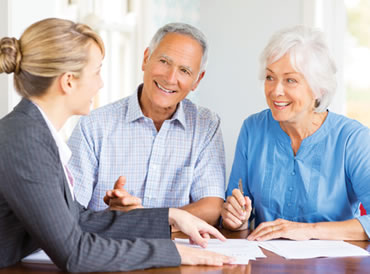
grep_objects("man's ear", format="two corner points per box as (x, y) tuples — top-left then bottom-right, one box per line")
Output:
(191, 71), (205, 91)
(141, 47), (150, 71)
(59, 72), (75, 95)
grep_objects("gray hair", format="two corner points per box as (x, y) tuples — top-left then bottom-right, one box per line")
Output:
(259, 25), (337, 112)
(148, 22), (208, 73)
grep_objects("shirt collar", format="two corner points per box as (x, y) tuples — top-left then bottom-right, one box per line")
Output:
(32, 102), (72, 166)
(127, 84), (187, 129)
(170, 100), (186, 129)
(127, 84), (146, 123)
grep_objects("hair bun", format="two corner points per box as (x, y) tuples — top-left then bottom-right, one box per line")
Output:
(0, 37), (22, 74)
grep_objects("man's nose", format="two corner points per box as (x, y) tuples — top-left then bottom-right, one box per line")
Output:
(164, 67), (177, 84)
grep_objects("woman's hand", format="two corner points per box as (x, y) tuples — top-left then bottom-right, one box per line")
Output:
(168, 208), (226, 248)
(169, 208), (235, 266)
(221, 189), (252, 231)
(247, 219), (314, 241)
(176, 244), (234, 266)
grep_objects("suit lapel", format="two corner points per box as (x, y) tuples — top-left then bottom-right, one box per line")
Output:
(62, 170), (75, 208)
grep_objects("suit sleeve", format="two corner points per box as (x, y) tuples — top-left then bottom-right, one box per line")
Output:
(78, 204), (174, 240)
(1, 124), (180, 272)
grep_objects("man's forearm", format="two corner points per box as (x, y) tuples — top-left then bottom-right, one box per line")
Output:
(180, 197), (223, 226)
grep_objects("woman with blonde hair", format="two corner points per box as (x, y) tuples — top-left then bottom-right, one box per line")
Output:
(0, 18), (232, 272)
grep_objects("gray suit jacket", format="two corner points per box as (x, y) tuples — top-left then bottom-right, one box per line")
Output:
(0, 99), (181, 272)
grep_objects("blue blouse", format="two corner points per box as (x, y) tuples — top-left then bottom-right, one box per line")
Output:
(226, 109), (370, 238)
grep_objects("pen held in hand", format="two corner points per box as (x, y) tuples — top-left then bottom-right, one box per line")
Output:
(238, 179), (246, 211)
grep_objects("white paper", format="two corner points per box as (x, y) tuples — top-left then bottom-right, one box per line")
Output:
(258, 240), (370, 259)
(174, 238), (266, 264)
(22, 250), (53, 264)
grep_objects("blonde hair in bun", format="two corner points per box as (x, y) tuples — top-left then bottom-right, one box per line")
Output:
(0, 17), (105, 98)
(0, 37), (22, 74)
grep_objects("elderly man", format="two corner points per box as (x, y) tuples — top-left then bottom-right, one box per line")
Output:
(68, 22), (225, 225)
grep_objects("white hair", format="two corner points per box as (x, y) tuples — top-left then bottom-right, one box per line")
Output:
(148, 22), (208, 73)
(259, 25), (337, 112)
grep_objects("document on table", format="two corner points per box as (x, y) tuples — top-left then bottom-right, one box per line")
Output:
(22, 249), (53, 264)
(174, 238), (266, 264)
(258, 240), (370, 259)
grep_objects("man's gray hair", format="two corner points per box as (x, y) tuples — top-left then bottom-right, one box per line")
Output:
(259, 25), (337, 112)
(148, 22), (208, 73)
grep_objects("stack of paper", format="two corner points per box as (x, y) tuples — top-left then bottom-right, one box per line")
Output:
(174, 238), (266, 264)
(258, 240), (370, 259)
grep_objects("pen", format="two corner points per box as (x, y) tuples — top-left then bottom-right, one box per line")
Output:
(238, 178), (246, 211)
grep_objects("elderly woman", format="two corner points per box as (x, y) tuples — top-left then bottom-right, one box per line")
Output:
(221, 25), (370, 241)
(0, 18), (232, 271)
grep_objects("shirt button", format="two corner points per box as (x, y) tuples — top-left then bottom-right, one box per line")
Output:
(291, 171), (296, 176)
(289, 187), (293, 191)
(288, 203), (292, 207)
(152, 164), (158, 171)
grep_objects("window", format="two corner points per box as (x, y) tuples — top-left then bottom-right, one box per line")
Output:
(60, 0), (141, 139)
(344, 0), (370, 127)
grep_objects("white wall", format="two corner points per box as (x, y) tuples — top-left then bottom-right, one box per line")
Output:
(0, 0), (60, 118)
(198, 0), (308, 181)
(0, 0), (11, 118)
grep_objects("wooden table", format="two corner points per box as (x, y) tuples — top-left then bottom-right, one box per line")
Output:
(1, 228), (369, 273)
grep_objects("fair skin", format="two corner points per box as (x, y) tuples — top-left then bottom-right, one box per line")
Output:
(140, 33), (204, 130)
(168, 208), (234, 265)
(30, 41), (233, 266)
(221, 54), (368, 241)
(104, 33), (223, 226)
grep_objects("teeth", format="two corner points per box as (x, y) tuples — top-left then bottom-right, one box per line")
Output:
(156, 82), (175, 93)
(274, 102), (289, 107)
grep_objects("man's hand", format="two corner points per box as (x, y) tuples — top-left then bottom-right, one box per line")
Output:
(247, 219), (314, 241)
(221, 189), (252, 231)
(104, 176), (143, 212)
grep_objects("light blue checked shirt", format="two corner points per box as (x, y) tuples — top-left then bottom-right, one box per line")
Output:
(68, 85), (226, 211)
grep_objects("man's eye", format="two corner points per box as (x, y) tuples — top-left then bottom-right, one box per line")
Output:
(181, 69), (190, 75)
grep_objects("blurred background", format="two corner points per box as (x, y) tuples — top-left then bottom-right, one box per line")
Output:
(0, 0), (368, 181)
